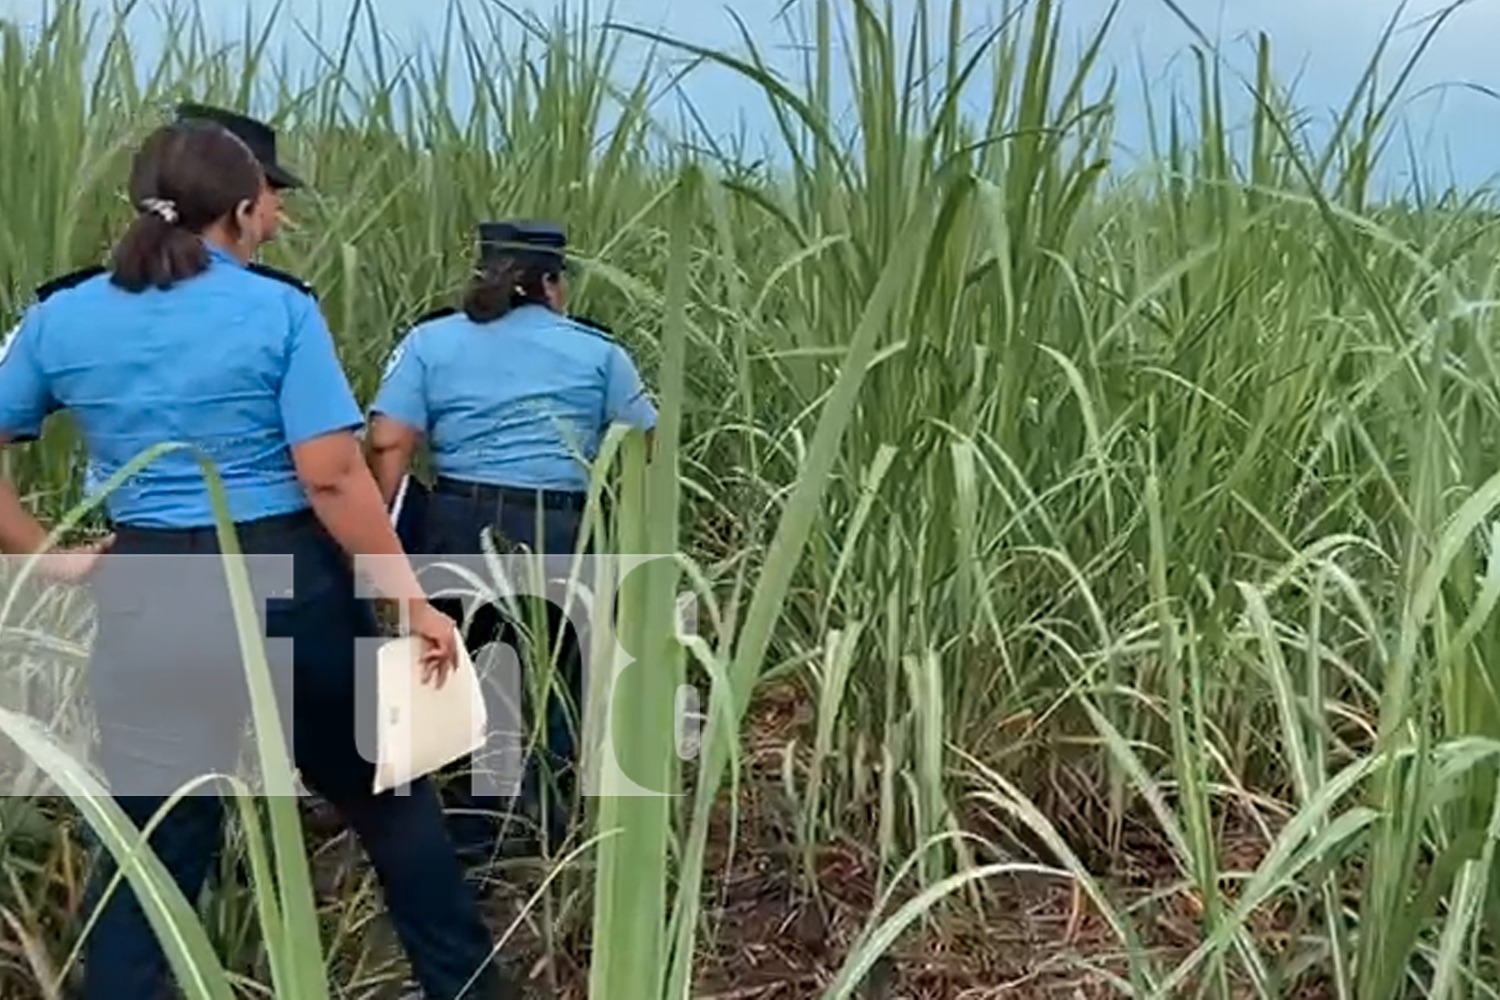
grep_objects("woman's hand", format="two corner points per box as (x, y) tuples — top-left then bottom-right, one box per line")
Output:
(407, 599), (458, 688)
(37, 534), (114, 584)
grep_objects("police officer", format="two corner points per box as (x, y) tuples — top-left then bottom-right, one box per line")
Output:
(64, 103), (306, 521)
(364, 220), (658, 862)
(37, 104), (309, 314)
(0, 120), (503, 997)
(173, 103), (309, 282)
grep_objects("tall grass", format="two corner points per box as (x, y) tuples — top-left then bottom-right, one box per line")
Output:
(0, 0), (1499, 996)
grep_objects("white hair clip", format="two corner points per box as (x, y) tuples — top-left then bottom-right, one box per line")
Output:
(140, 198), (179, 224)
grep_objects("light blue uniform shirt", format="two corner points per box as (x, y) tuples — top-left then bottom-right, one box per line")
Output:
(0, 244), (363, 528)
(370, 303), (657, 492)
(82, 457), (103, 497)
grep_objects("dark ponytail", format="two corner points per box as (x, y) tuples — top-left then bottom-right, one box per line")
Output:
(110, 121), (265, 293)
(462, 253), (561, 323)
(111, 210), (208, 293)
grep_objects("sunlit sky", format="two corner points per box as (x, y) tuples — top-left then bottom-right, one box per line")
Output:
(2, 0), (1498, 194)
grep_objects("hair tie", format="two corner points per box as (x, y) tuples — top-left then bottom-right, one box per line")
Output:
(139, 198), (179, 224)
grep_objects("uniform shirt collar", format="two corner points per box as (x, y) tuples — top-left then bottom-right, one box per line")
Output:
(204, 240), (248, 268)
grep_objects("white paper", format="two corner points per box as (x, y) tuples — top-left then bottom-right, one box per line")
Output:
(372, 629), (488, 795)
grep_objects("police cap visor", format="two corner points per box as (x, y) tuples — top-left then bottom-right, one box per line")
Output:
(173, 103), (305, 190)
(477, 220), (568, 265)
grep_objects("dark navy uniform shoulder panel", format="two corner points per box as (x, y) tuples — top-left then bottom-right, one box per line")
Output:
(35, 265), (106, 303)
(247, 262), (316, 299)
(410, 306), (457, 329)
(566, 314), (615, 340)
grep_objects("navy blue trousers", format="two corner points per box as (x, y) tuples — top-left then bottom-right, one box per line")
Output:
(418, 478), (587, 860)
(80, 509), (501, 999)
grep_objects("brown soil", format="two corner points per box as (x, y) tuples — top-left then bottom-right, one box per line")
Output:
(339, 681), (1331, 1000)
(0, 680), (1332, 999)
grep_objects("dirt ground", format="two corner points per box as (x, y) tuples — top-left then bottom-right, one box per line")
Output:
(334, 681), (1330, 1000)
(0, 680), (1330, 999)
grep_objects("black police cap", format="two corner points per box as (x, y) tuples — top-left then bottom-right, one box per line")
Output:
(477, 220), (567, 263)
(174, 103), (305, 190)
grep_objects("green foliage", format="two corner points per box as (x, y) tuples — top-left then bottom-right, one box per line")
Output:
(0, 0), (1498, 997)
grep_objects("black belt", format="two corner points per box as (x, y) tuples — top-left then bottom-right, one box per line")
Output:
(432, 476), (588, 512)
(110, 507), (318, 544)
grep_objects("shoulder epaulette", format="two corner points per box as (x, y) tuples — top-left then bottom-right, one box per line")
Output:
(247, 262), (316, 300)
(410, 306), (457, 328)
(35, 266), (106, 303)
(568, 314), (616, 340)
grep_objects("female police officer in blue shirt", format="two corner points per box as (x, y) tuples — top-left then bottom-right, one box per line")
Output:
(0, 119), (502, 998)
(364, 220), (657, 862)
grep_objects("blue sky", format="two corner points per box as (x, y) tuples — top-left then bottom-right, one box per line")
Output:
(2, 0), (1498, 194)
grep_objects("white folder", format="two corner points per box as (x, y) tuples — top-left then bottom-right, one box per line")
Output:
(389, 473), (413, 525)
(387, 472), (430, 552)
(372, 629), (488, 795)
